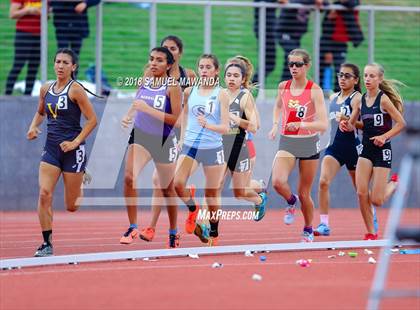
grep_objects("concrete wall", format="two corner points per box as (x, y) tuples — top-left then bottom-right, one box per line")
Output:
(0, 96), (418, 210)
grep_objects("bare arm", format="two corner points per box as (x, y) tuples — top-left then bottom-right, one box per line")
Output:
(304, 84), (328, 133)
(340, 95), (361, 132)
(232, 90), (257, 134)
(350, 93), (364, 130)
(10, 2), (40, 19)
(60, 83), (97, 152)
(369, 95), (406, 147)
(179, 87), (192, 147)
(200, 89), (230, 135)
(198, 89), (229, 134)
(27, 83), (49, 140)
(269, 82), (284, 140)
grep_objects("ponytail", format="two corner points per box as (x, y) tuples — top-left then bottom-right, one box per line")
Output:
(225, 55), (256, 90)
(366, 63), (404, 114)
(379, 79), (404, 113)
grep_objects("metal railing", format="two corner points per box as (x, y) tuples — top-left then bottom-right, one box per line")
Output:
(34, 0), (419, 97)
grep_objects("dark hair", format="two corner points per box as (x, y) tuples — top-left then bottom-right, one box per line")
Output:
(340, 63), (361, 93)
(150, 46), (175, 65)
(54, 48), (103, 98)
(54, 48), (79, 80)
(224, 63), (246, 78)
(160, 35), (183, 54)
(198, 54), (220, 70)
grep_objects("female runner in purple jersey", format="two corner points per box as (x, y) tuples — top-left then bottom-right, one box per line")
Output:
(140, 35), (197, 243)
(120, 47), (182, 248)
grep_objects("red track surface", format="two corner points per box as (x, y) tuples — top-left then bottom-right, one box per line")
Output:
(1, 209), (419, 310)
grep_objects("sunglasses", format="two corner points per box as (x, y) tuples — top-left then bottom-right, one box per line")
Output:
(288, 61), (306, 68)
(337, 72), (355, 80)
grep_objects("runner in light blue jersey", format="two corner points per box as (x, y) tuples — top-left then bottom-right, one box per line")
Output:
(174, 54), (230, 246)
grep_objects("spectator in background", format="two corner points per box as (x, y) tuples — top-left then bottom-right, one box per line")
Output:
(320, 0), (364, 92)
(277, 0), (324, 82)
(252, 0), (278, 84)
(51, 0), (101, 58)
(5, 0), (41, 96)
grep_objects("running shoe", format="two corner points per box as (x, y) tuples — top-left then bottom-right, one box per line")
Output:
(364, 233), (378, 240)
(314, 223), (331, 236)
(168, 233), (180, 248)
(254, 192), (267, 222)
(34, 242), (53, 257)
(194, 223), (210, 243)
(119, 227), (139, 244)
(372, 206), (379, 234)
(140, 227), (155, 242)
(207, 236), (219, 247)
(301, 231), (314, 243)
(284, 194), (298, 225)
(185, 185), (199, 234)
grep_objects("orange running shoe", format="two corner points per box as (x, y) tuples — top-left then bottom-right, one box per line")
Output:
(140, 227), (155, 242)
(185, 185), (199, 234)
(207, 236), (219, 247)
(168, 233), (180, 248)
(120, 227), (139, 244)
(363, 233), (378, 240)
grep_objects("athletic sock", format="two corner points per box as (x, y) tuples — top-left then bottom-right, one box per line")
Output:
(286, 194), (297, 206)
(320, 215), (329, 226)
(129, 223), (138, 230)
(169, 228), (178, 236)
(303, 226), (313, 234)
(186, 198), (196, 212)
(42, 230), (52, 245)
(209, 221), (219, 237)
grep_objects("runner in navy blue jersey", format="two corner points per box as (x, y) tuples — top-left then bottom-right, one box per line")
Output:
(27, 48), (97, 256)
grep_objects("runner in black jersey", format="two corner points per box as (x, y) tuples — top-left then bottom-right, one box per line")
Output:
(340, 63), (405, 240)
(221, 63), (267, 220)
(27, 48), (97, 256)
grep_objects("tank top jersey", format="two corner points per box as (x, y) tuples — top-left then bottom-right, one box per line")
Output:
(134, 83), (174, 138)
(329, 91), (359, 145)
(361, 91), (392, 142)
(280, 79), (316, 136)
(224, 90), (247, 145)
(44, 80), (82, 144)
(184, 86), (222, 149)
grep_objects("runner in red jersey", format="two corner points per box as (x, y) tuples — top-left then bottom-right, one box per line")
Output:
(269, 49), (328, 242)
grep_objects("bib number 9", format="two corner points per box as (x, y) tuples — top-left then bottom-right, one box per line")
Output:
(374, 113), (384, 126)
